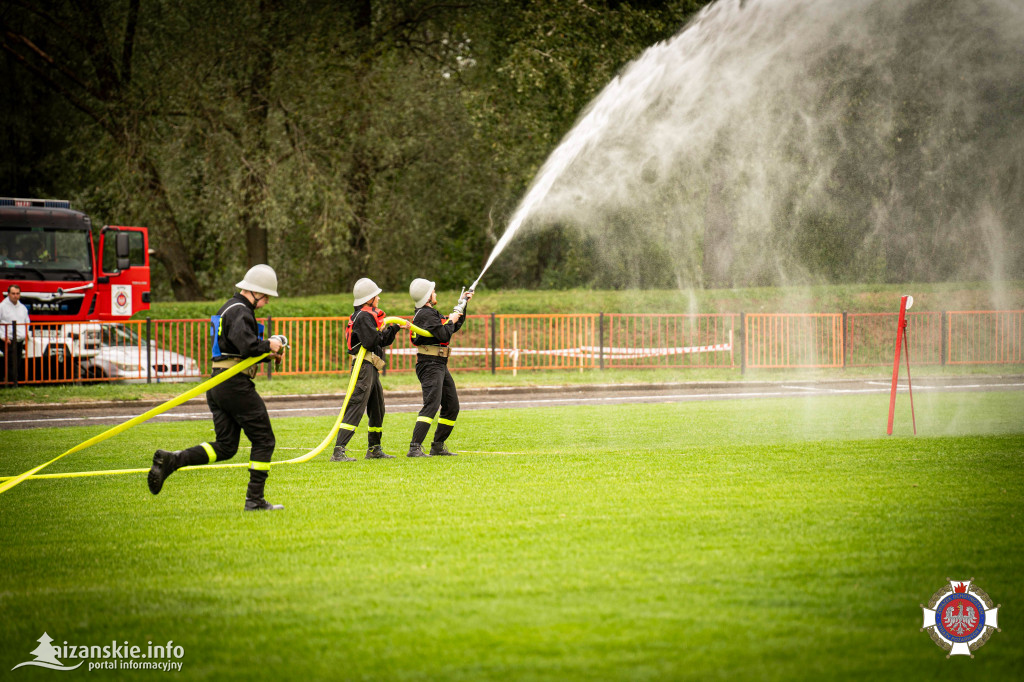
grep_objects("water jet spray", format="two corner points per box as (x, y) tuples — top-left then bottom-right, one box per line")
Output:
(467, 0), (1024, 293)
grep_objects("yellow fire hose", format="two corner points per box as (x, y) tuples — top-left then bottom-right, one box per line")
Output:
(283, 345), (366, 464)
(0, 353), (269, 495)
(382, 316), (433, 338)
(0, 317), (426, 490)
(268, 316), (427, 462)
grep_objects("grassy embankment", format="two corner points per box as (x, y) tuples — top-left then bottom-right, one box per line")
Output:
(141, 279), (1024, 317)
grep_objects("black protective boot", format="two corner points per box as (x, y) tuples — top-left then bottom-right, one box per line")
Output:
(329, 445), (356, 462)
(244, 469), (283, 511)
(406, 442), (431, 458)
(148, 449), (181, 495)
(429, 441), (456, 456)
(244, 498), (284, 511)
(366, 444), (395, 459)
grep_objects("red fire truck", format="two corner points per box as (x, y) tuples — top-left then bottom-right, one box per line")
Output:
(0, 198), (151, 381)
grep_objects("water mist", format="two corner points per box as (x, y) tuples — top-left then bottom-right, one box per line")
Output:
(475, 0), (1024, 295)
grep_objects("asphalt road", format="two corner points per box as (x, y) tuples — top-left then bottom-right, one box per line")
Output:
(1, 376), (1021, 431)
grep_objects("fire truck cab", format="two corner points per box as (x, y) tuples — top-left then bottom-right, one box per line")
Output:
(0, 198), (151, 381)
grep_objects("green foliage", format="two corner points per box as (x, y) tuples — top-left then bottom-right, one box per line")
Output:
(1, 0), (712, 299)
(5, 1), (1020, 298)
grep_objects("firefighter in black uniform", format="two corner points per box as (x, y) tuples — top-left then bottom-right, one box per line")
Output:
(147, 264), (287, 511)
(330, 277), (408, 462)
(406, 278), (474, 457)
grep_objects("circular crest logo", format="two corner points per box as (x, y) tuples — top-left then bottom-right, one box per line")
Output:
(116, 291), (129, 308)
(921, 578), (1000, 657)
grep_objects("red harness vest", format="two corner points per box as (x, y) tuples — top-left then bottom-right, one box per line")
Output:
(346, 305), (387, 351)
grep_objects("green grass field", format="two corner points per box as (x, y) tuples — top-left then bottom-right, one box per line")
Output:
(1, 389), (1022, 680)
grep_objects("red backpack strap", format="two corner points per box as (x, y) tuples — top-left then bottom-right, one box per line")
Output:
(345, 310), (359, 351)
(347, 305), (382, 350)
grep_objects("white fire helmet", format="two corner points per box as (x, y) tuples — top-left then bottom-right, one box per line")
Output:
(409, 278), (435, 308)
(236, 264), (279, 297)
(353, 277), (382, 306)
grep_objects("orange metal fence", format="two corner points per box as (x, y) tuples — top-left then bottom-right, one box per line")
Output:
(0, 319), (212, 385)
(601, 314), (736, 370)
(1, 321), (97, 384)
(269, 317), (348, 376)
(496, 314), (600, 372)
(3, 311), (1021, 385)
(744, 313), (844, 369)
(845, 312), (943, 367)
(149, 319), (210, 381)
(385, 315), (494, 373)
(948, 310), (1024, 365)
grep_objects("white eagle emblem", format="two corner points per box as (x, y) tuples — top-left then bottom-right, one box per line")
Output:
(942, 603), (978, 636)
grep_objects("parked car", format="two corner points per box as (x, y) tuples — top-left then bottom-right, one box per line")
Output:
(81, 323), (201, 382)
(0, 322), (102, 382)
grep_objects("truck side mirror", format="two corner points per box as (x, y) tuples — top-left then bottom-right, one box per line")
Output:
(115, 232), (131, 271)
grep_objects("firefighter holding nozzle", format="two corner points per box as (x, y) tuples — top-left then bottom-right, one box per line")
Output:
(330, 278), (408, 462)
(148, 264), (289, 511)
(406, 279), (473, 457)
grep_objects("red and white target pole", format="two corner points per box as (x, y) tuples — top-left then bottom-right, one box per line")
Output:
(887, 294), (917, 435)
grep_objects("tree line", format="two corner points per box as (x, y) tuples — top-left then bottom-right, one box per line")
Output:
(2, 0), (709, 300)
(2, 0), (1020, 301)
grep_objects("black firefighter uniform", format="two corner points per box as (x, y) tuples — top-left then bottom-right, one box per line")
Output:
(409, 302), (467, 449)
(162, 293), (278, 501)
(334, 304), (400, 452)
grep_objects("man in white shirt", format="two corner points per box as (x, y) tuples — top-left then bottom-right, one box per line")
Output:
(0, 285), (31, 385)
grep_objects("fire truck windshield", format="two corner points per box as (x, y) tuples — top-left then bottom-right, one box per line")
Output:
(0, 227), (92, 281)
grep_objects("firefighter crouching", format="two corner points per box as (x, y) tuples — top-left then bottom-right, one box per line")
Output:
(330, 278), (408, 462)
(406, 278), (473, 457)
(148, 264), (288, 511)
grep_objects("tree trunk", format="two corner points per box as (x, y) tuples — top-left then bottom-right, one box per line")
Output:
(153, 239), (205, 301)
(241, 179), (268, 268)
(238, 0), (279, 268)
(343, 1), (375, 278)
(137, 156), (205, 300)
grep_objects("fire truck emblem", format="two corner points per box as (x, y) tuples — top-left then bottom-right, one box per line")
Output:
(921, 579), (1000, 657)
(111, 284), (132, 316)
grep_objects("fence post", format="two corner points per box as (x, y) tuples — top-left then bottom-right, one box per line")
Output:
(16, 320), (23, 387)
(841, 311), (847, 369)
(266, 316), (273, 380)
(146, 317), (153, 384)
(18, 320), (25, 386)
(599, 313), (605, 370)
(3, 320), (10, 386)
(490, 313), (496, 375)
(739, 312), (746, 374)
(941, 310), (948, 366)
(512, 330), (518, 377)
(578, 332), (584, 373)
